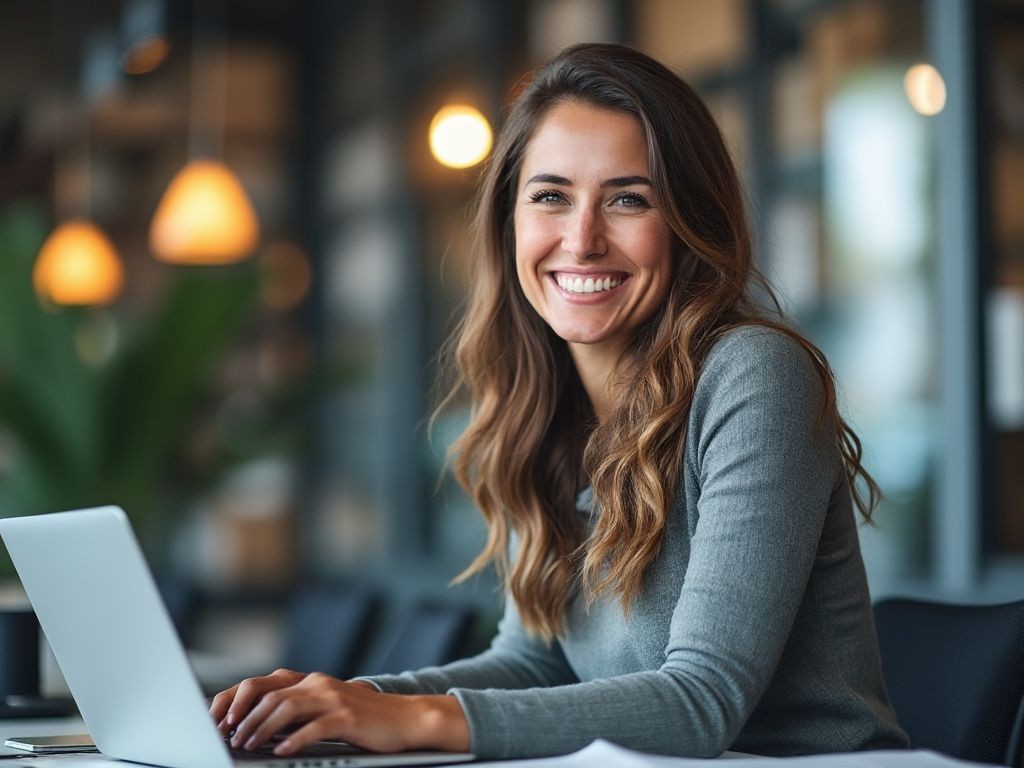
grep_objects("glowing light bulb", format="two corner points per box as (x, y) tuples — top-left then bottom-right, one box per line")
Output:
(429, 105), (493, 169)
(33, 219), (124, 306)
(150, 159), (260, 265)
(904, 63), (947, 116)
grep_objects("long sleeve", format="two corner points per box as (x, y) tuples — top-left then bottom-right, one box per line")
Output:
(356, 328), (906, 759)
(448, 329), (848, 758)
(354, 589), (579, 695)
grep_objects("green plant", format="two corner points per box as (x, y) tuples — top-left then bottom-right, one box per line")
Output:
(0, 200), (258, 559)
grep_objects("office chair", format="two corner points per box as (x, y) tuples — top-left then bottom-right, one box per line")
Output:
(367, 601), (476, 676)
(280, 582), (379, 679)
(873, 597), (1024, 766)
(154, 571), (202, 646)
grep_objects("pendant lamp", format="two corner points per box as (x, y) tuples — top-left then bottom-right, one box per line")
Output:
(33, 219), (124, 306)
(34, 12), (125, 309)
(150, 158), (260, 264)
(150, 0), (259, 266)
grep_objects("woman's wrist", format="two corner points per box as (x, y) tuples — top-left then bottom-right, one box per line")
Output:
(409, 694), (470, 753)
(346, 679), (379, 691)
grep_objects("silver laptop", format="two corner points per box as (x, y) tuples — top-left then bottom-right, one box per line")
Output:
(0, 507), (474, 768)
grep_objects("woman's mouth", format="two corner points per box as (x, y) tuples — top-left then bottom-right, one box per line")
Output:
(552, 272), (629, 294)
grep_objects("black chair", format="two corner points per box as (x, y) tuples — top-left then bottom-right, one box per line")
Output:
(367, 601), (476, 676)
(280, 583), (378, 679)
(154, 571), (202, 646)
(873, 598), (1024, 766)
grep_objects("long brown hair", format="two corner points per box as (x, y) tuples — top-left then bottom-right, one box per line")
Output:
(440, 43), (880, 640)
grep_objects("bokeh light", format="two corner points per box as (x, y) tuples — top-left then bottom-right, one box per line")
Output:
(428, 104), (493, 169)
(33, 219), (124, 306)
(121, 35), (170, 75)
(904, 63), (947, 116)
(150, 159), (260, 265)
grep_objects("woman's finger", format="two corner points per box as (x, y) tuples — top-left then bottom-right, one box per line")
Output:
(234, 675), (353, 753)
(238, 692), (321, 752)
(270, 686), (417, 756)
(225, 669), (305, 728)
(208, 685), (240, 728)
(273, 716), (344, 756)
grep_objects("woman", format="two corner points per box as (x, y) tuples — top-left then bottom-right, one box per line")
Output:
(210, 43), (908, 760)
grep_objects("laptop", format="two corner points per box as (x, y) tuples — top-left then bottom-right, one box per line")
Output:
(0, 507), (475, 768)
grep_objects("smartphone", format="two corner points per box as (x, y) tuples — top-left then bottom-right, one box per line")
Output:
(3, 735), (97, 754)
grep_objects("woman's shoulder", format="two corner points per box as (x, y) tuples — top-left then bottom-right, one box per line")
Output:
(684, 324), (837, 477)
(703, 323), (809, 364)
(692, 323), (825, 419)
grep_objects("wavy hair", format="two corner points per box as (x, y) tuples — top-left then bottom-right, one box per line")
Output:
(439, 43), (880, 640)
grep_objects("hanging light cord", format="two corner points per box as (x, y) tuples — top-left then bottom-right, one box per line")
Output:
(189, 0), (228, 160)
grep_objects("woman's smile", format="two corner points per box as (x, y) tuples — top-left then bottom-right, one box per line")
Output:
(513, 101), (673, 360)
(550, 271), (630, 297)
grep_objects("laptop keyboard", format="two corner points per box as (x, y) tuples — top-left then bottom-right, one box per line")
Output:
(225, 735), (366, 761)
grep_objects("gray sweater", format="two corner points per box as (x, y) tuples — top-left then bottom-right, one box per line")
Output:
(360, 327), (909, 759)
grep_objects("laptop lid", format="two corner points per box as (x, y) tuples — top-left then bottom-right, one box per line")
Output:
(0, 507), (473, 768)
(0, 507), (232, 768)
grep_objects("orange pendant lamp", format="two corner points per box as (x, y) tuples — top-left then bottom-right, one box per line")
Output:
(33, 218), (124, 306)
(149, 158), (260, 265)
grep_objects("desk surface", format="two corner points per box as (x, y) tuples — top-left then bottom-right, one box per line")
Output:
(0, 719), (982, 768)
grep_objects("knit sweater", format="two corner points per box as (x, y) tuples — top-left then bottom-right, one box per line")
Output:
(358, 326), (909, 759)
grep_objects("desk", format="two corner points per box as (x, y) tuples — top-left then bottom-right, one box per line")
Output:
(0, 722), (982, 768)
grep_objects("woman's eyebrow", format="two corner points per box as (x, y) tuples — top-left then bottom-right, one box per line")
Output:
(601, 175), (652, 188)
(523, 173), (652, 187)
(524, 173), (572, 186)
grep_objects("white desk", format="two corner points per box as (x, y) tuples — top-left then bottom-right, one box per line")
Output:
(0, 720), (985, 768)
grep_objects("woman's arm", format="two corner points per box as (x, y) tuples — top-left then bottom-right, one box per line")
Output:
(216, 330), (838, 760)
(210, 571), (579, 754)
(446, 330), (841, 759)
(352, 593), (579, 694)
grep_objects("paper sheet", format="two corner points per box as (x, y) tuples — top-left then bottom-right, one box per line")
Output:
(478, 740), (993, 768)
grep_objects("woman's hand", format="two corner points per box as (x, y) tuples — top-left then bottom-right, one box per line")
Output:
(209, 668), (308, 735)
(209, 670), (470, 755)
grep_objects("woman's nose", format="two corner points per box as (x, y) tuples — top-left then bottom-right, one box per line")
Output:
(562, 207), (606, 260)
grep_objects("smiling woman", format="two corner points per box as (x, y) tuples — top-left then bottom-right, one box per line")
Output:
(514, 102), (674, 420)
(210, 43), (909, 761)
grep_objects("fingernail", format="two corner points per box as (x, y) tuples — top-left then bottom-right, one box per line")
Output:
(274, 740), (291, 755)
(226, 713), (236, 726)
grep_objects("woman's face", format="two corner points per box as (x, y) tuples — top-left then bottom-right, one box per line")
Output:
(513, 101), (674, 359)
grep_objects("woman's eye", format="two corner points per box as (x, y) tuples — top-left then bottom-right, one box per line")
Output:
(528, 189), (566, 204)
(611, 192), (650, 209)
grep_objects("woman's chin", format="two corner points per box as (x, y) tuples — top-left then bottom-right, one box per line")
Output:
(549, 325), (620, 348)
(547, 324), (597, 343)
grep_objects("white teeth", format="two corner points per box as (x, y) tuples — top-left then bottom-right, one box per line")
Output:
(556, 274), (623, 294)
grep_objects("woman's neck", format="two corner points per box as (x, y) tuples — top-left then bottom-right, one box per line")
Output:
(568, 340), (629, 423)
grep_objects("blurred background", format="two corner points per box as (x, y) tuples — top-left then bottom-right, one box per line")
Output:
(0, 0), (1021, 690)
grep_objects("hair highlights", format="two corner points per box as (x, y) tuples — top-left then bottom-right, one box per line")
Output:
(439, 43), (880, 640)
